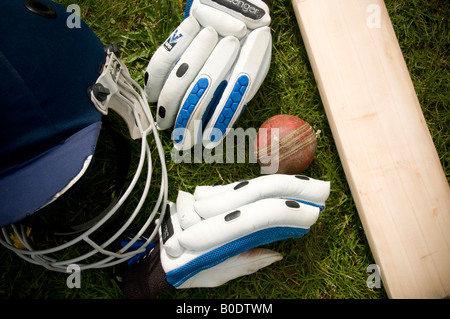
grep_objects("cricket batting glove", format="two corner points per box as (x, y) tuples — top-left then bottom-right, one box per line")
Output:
(121, 174), (330, 298)
(144, 0), (272, 150)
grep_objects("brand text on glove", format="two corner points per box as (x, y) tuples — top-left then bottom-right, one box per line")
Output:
(212, 0), (264, 19)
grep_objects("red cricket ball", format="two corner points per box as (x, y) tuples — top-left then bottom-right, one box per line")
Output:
(254, 114), (317, 174)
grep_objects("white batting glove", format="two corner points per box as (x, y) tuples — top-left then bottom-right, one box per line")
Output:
(121, 174), (330, 298)
(144, 0), (272, 150)
(160, 174), (330, 289)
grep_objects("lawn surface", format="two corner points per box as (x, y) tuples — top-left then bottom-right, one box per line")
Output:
(0, 0), (448, 300)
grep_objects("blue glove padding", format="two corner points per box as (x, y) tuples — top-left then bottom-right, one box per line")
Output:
(159, 174), (330, 288)
(144, 0), (272, 150)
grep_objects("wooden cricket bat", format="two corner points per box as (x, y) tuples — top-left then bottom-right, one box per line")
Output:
(292, 0), (450, 299)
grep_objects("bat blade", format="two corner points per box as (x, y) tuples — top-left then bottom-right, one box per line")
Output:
(292, 0), (450, 299)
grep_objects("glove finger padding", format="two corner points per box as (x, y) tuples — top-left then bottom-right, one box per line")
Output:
(193, 174), (330, 218)
(159, 174), (330, 289)
(144, 0), (272, 150)
(145, 16), (201, 103)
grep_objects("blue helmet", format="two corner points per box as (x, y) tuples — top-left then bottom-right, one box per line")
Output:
(0, 0), (167, 271)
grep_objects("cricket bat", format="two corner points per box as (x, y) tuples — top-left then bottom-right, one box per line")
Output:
(292, 0), (450, 299)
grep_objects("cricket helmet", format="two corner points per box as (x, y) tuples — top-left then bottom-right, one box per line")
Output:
(0, 0), (167, 272)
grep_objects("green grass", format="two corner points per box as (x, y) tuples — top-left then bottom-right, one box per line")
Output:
(0, 0), (448, 300)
